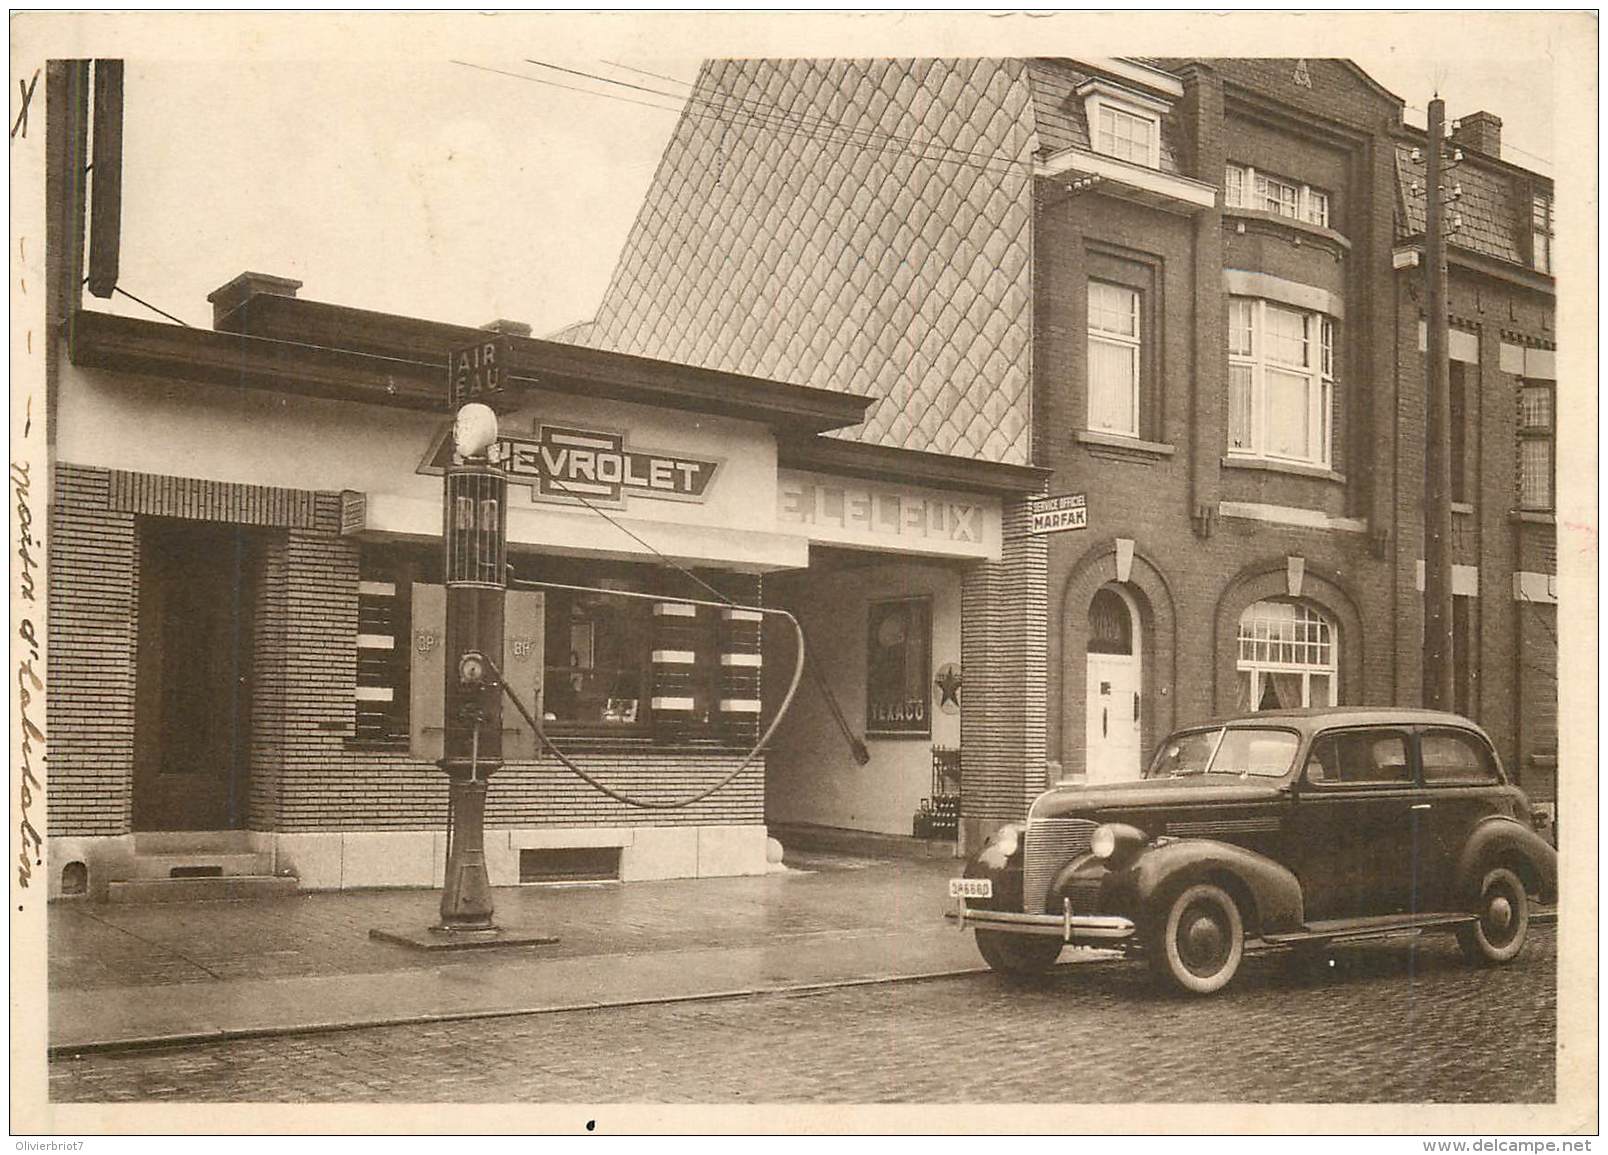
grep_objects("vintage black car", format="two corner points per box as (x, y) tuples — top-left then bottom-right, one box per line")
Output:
(949, 708), (1558, 995)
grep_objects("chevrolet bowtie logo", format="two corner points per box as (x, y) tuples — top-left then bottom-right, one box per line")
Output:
(505, 425), (719, 507)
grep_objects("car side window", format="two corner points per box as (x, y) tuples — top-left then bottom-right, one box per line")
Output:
(1420, 729), (1501, 786)
(1304, 729), (1413, 786)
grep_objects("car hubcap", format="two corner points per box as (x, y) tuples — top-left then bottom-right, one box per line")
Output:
(1488, 895), (1513, 931)
(1180, 907), (1227, 974)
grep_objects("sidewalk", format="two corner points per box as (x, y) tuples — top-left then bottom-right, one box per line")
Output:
(48, 852), (1017, 1054)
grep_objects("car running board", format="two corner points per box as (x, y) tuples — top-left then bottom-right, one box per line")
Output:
(1260, 911), (1479, 946)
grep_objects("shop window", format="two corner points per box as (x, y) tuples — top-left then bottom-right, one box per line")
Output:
(1518, 381), (1554, 510)
(1225, 163), (1331, 227)
(1235, 599), (1337, 711)
(1227, 296), (1335, 468)
(866, 597), (932, 738)
(1531, 192), (1553, 274)
(1087, 281), (1142, 437)
(541, 583), (656, 734)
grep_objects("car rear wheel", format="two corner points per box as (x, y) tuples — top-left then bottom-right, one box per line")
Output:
(1457, 866), (1530, 965)
(975, 929), (1063, 976)
(1148, 883), (1245, 995)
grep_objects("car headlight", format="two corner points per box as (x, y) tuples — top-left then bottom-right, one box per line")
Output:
(1089, 823), (1147, 865)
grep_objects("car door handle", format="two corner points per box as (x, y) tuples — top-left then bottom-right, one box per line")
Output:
(1410, 803), (1433, 810)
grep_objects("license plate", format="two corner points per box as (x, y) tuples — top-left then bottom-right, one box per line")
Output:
(949, 878), (992, 899)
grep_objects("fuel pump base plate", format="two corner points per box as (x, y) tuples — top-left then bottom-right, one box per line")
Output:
(369, 926), (560, 952)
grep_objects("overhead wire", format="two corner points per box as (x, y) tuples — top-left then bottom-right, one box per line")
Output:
(561, 57), (1009, 174)
(452, 58), (1030, 180)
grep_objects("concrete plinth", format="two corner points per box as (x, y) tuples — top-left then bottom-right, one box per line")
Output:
(368, 926), (560, 952)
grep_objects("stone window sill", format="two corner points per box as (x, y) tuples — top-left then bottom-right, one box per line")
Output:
(1451, 501), (1475, 515)
(1076, 429), (1176, 458)
(1510, 509), (1556, 525)
(1221, 455), (1345, 484)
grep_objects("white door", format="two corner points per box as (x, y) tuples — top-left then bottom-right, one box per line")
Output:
(1085, 653), (1142, 782)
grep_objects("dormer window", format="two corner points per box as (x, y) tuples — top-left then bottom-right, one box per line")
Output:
(1077, 78), (1168, 170)
(1226, 163), (1331, 228)
(1531, 193), (1553, 274)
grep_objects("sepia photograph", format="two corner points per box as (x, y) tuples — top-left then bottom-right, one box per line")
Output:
(9, 9), (1597, 1138)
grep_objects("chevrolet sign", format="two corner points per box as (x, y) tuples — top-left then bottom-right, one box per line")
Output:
(423, 423), (720, 508)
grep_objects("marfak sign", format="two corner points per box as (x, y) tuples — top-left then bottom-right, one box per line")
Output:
(422, 422), (721, 508)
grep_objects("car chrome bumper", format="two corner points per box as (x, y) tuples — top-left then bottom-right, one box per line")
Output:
(945, 901), (1135, 942)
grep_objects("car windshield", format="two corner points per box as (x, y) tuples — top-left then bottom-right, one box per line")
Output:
(1146, 727), (1301, 779)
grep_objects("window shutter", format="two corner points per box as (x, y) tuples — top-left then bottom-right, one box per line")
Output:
(409, 583), (445, 762)
(503, 589), (545, 761)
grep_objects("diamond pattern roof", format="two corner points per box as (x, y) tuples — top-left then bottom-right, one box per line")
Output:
(582, 59), (1041, 464)
(1396, 143), (1528, 265)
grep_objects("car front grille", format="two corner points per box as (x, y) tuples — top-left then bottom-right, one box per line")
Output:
(1022, 818), (1099, 914)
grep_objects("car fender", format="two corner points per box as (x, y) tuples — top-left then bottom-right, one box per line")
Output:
(961, 822), (1026, 913)
(1454, 815), (1559, 905)
(1126, 838), (1305, 935)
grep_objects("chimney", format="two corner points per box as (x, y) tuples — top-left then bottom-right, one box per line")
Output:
(479, 318), (532, 338)
(207, 271), (303, 331)
(1451, 111), (1503, 158)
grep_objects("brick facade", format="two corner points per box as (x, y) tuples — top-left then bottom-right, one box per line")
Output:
(48, 464), (766, 846)
(958, 495), (1047, 847)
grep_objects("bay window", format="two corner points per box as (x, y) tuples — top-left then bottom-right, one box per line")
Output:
(1225, 163), (1330, 228)
(1087, 280), (1141, 437)
(1227, 296), (1335, 467)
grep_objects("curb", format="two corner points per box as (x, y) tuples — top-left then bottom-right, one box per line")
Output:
(47, 965), (992, 1058)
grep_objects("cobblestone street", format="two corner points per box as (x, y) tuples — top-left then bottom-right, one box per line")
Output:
(50, 925), (1555, 1104)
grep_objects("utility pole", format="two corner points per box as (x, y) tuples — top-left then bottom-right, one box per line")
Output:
(1422, 98), (1455, 710)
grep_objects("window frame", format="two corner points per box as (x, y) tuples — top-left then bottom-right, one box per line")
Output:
(1227, 296), (1336, 468)
(1531, 192), (1553, 275)
(1235, 599), (1338, 712)
(1095, 103), (1158, 168)
(1225, 162), (1331, 228)
(1077, 80), (1169, 172)
(1086, 279), (1143, 438)
(1301, 727), (1416, 790)
(1517, 378), (1555, 511)
(1416, 726), (1503, 788)
(865, 596), (933, 739)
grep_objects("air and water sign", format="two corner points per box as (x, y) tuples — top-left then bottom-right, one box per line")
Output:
(1028, 492), (1088, 535)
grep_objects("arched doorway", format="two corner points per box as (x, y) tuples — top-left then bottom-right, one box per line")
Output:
(1085, 584), (1142, 782)
(1235, 599), (1337, 711)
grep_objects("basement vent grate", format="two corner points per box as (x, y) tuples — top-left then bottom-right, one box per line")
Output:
(519, 847), (622, 884)
(169, 866), (225, 879)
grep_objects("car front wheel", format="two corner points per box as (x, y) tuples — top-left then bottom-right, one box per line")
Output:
(1457, 866), (1530, 965)
(1148, 882), (1245, 995)
(975, 929), (1063, 976)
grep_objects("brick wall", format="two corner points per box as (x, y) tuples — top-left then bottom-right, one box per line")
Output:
(47, 464), (138, 836)
(959, 496), (1048, 837)
(50, 465), (766, 840)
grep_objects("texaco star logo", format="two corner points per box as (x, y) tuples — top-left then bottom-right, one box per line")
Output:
(934, 663), (962, 714)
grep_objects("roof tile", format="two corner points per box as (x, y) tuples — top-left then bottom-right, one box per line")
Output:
(581, 58), (1037, 464)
